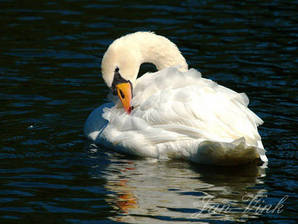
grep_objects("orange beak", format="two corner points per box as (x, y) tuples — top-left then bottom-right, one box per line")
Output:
(116, 82), (133, 114)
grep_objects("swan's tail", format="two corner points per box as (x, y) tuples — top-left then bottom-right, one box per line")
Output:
(190, 137), (268, 166)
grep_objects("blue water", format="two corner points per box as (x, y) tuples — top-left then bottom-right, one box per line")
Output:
(0, 0), (297, 223)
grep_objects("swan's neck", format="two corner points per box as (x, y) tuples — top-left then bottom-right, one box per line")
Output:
(136, 33), (188, 72)
(101, 32), (188, 88)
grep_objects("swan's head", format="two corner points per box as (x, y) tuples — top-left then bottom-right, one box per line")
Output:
(101, 32), (188, 114)
(101, 39), (141, 114)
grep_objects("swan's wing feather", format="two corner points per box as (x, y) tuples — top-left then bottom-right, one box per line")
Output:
(133, 68), (263, 144)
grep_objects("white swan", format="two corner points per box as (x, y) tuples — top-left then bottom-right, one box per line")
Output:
(84, 32), (268, 166)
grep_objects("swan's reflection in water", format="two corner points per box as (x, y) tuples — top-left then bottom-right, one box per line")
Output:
(90, 148), (266, 223)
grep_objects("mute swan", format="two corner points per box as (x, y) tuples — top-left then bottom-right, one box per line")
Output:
(84, 32), (268, 166)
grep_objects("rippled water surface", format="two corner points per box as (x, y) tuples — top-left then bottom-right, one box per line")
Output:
(1, 0), (297, 223)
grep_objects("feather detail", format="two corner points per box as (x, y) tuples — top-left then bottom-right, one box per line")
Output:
(85, 67), (267, 165)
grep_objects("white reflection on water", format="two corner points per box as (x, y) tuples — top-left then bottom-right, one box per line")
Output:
(98, 152), (267, 223)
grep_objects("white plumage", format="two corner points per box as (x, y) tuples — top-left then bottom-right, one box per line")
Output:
(84, 32), (268, 165)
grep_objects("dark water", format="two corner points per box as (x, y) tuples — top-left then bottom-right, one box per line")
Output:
(1, 0), (297, 223)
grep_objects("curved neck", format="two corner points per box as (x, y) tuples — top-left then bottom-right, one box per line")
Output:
(136, 33), (188, 72)
(101, 32), (189, 88)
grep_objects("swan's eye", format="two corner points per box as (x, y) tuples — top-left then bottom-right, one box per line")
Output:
(112, 88), (117, 95)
